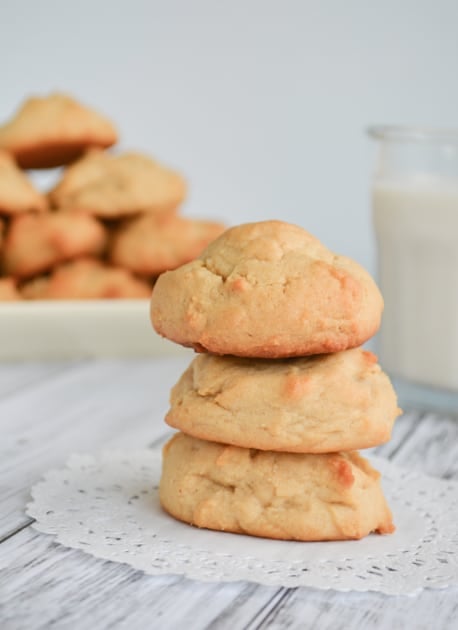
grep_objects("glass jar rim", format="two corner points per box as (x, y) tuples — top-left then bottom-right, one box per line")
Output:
(368, 125), (458, 143)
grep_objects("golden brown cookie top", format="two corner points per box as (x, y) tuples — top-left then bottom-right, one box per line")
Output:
(0, 93), (117, 169)
(0, 151), (47, 214)
(109, 213), (226, 276)
(49, 150), (186, 218)
(166, 349), (401, 452)
(151, 220), (384, 357)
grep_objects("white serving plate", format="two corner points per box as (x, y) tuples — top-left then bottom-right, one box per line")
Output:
(0, 300), (186, 360)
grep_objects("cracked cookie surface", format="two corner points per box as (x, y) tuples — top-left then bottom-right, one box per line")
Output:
(160, 432), (395, 540)
(166, 349), (401, 453)
(151, 220), (384, 357)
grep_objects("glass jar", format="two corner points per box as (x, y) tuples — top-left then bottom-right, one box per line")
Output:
(369, 126), (458, 413)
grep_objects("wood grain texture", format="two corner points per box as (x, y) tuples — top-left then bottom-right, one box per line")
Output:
(0, 362), (74, 397)
(0, 358), (188, 538)
(248, 409), (458, 630)
(250, 586), (458, 630)
(0, 360), (457, 630)
(0, 528), (277, 630)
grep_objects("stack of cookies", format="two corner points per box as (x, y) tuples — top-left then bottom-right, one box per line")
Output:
(0, 93), (225, 300)
(151, 220), (400, 541)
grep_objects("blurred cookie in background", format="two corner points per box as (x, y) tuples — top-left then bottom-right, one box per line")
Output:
(0, 93), (118, 169)
(21, 258), (152, 300)
(0, 277), (20, 301)
(109, 214), (226, 276)
(0, 92), (224, 301)
(2, 211), (107, 279)
(49, 150), (186, 218)
(0, 151), (47, 214)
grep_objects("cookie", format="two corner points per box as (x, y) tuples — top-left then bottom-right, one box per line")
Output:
(19, 275), (49, 300)
(0, 277), (20, 301)
(151, 220), (384, 357)
(2, 211), (107, 278)
(0, 93), (117, 169)
(0, 217), (4, 250)
(109, 213), (226, 276)
(0, 151), (47, 214)
(160, 432), (394, 541)
(166, 349), (401, 453)
(21, 258), (152, 299)
(49, 150), (186, 218)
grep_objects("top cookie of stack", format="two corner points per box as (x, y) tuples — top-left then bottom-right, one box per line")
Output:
(0, 93), (225, 300)
(151, 219), (383, 357)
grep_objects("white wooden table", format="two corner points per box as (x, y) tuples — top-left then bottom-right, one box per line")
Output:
(0, 357), (457, 630)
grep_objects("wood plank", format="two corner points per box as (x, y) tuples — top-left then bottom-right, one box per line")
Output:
(3, 498), (457, 630)
(0, 358), (188, 538)
(248, 410), (458, 630)
(381, 412), (458, 479)
(0, 527), (277, 630)
(1, 365), (457, 630)
(251, 586), (458, 630)
(0, 358), (281, 629)
(0, 362), (76, 397)
(205, 586), (289, 630)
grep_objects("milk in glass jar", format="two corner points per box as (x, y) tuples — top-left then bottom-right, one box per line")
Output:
(369, 126), (458, 411)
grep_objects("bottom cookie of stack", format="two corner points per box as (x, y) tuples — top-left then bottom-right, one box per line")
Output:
(160, 432), (394, 542)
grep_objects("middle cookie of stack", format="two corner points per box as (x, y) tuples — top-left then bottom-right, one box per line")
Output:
(152, 220), (399, 541)
(166, 349), (400, 453)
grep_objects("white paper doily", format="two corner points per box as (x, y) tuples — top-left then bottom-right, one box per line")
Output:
(26, 449), (458, 595)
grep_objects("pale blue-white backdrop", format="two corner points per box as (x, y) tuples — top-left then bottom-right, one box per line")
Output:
(2, 0), (458, 274)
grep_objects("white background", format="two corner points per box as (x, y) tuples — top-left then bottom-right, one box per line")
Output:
(2, 0), (458, 274)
